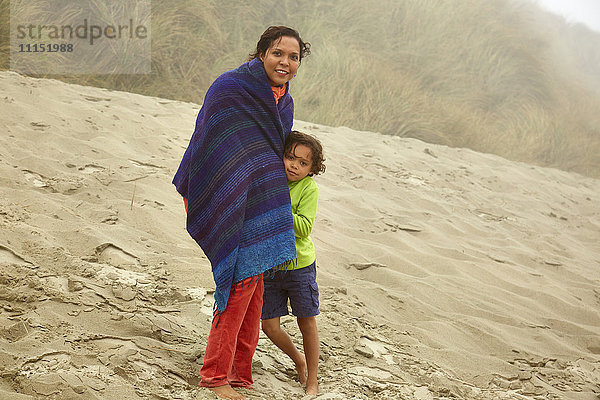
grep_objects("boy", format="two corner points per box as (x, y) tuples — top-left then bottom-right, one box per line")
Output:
(261, 131), (326, 395)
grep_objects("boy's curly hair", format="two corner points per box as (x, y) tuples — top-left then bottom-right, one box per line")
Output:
(284, 131), (326, 176)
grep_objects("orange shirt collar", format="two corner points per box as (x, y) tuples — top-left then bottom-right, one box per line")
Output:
(271, 83), (287, 104)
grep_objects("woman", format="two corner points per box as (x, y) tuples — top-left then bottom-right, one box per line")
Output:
(172, 26), (310, 399)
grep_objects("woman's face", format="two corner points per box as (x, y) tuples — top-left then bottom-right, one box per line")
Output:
(260, 36), (301, 87)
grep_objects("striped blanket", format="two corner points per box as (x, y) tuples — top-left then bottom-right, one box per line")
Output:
(172, 58), (296, 312)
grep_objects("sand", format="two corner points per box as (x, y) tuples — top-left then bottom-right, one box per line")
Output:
(0, 70), (599, 399)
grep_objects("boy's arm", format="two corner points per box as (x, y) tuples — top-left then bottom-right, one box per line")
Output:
(292, 182), (318, 238)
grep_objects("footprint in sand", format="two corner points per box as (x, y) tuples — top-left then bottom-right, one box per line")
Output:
(29, 121), (50, 131)
(347, 365), (394, 393)
(129, 159), (165, 171)
(22, 170), (49, 189)
(94, 243), (139, 268)
(350, 262), (387, 271)
(0, 245), (32, 267)
(78, 164), (105, 174)
(82, 95), (111, 103)
(22, 170), (82, 194)
(355, 336), (395, 365)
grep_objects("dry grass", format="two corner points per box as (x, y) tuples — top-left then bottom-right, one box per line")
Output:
(2, 0), (599, 177)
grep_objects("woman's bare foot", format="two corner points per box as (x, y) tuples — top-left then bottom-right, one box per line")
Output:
(295, 356), (308, 385)
(208, 384), (248, 399)
(305, 378), (318, 395)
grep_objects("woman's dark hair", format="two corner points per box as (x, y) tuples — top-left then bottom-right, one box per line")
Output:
(248, 26), (311, 62)
(284, 131), (326, 176)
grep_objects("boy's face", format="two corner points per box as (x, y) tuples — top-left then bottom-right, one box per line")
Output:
(284, 143), (313, 182)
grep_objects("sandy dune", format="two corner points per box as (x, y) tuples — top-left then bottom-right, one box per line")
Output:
(1, 71), (599, 399)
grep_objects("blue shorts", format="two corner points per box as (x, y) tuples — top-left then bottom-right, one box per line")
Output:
(261, 262), (320, 319)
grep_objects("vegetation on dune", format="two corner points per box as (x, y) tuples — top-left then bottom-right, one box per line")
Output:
(1, 0), (599, 177)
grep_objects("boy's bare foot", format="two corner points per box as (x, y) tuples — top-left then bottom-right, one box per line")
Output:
(295, 356), (308, 385)
(305, 379), (318, 395)
(208, 384), (248, 399)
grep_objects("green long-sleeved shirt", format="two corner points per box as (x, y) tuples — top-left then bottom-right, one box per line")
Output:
(288, 176), (318, 269)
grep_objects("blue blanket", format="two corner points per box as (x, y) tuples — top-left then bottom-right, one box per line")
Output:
(172, 58), (297, 312)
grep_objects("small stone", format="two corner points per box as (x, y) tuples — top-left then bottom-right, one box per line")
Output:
(335, 287), (348, 295)
(354, 344), (374, 358)
(424, 148), (437, 158)
(509, 380), (521, 390)
(252, 360), (264, 374)
(112, 286), (136, 301)
(68, 279), (84, 292)
(518, 371), (532, 380)
(59, 372), (86, 394)
(2, 321), (29, 342)
(82, 376), (106, 391)
(29, 381), (60, 396)
(492, 377), (510, 389)
(521, 382), (539, 395)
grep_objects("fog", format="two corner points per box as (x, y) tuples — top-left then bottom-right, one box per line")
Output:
(535, 0), (600, 31)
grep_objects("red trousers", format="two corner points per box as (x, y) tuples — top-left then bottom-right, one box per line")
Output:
(199, 274), (264, 388)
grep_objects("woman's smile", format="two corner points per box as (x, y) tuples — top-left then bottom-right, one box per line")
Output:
(260, 36), (300, 87)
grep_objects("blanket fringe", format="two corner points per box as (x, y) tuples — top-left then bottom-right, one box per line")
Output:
(212, 272), (267, 327)
(264, 258), (297, 279)
(212, 304), (222, 328)
(275, 258), (298, 271)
